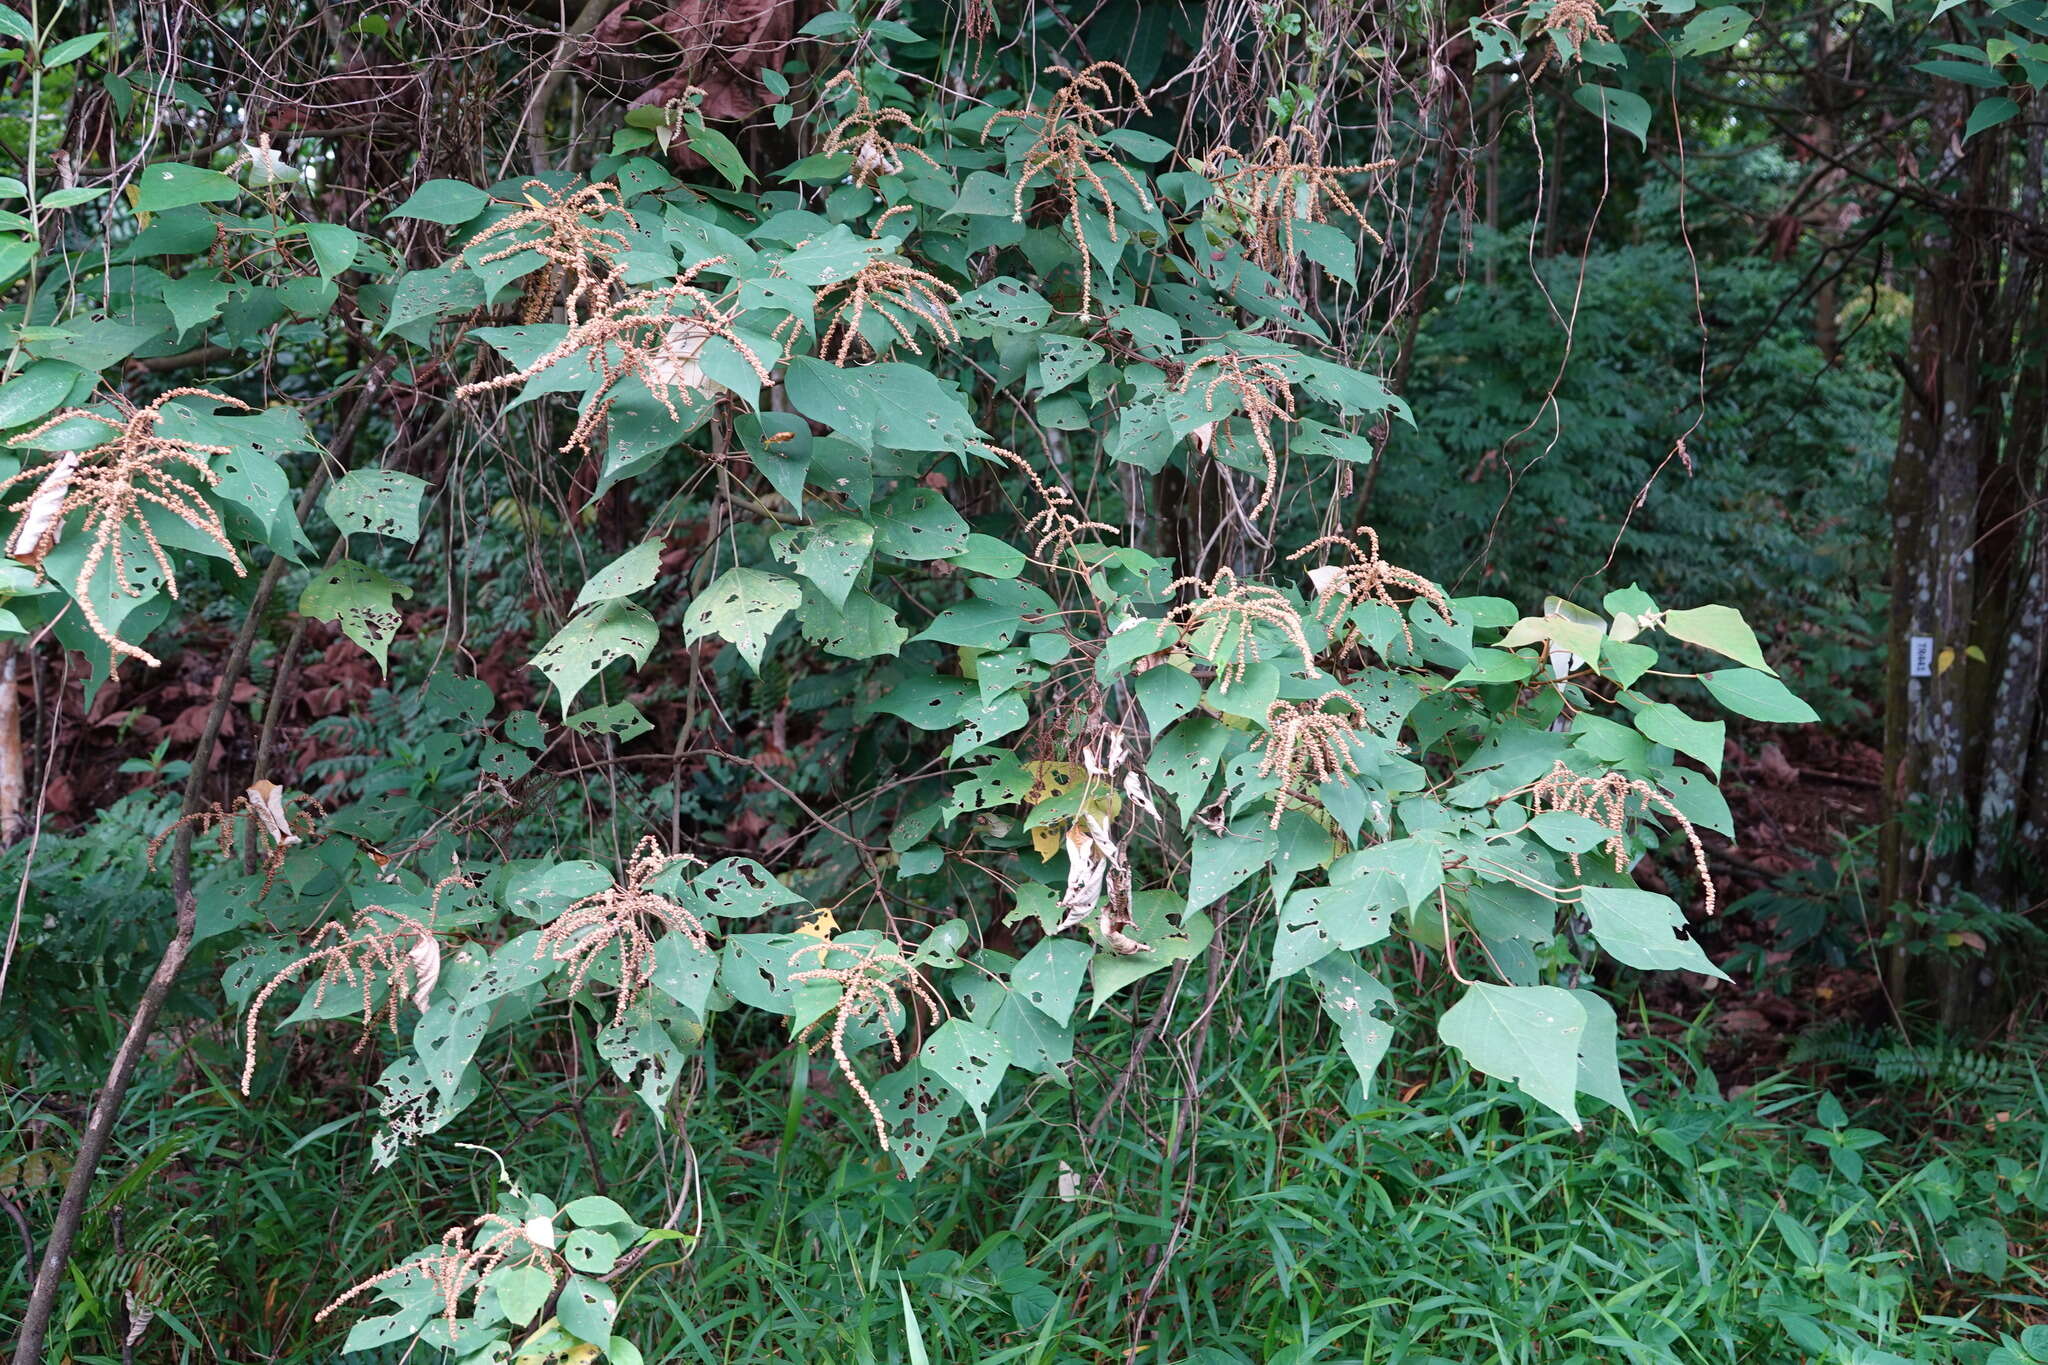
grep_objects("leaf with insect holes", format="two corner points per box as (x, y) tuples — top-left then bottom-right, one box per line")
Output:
(684, 566), (800, 672)
(298, 559), (411, 672)
(1439, 982), (1589, 1129)
(1306, 952), (1396, 1095)
(324, 470), (427, 543)
(530, 600), (657, 713)
(1573, 86), (1651, 148)
(1009, 937), (1092, 1025)
(872, 1059), (963, 1178)
(1578, 886), (1728, 979)
(557, 1272), (618, 1345)
(771, 518), (873, 608)
(920, 1018), (1011, 1126)
(572, 540), (663, 611)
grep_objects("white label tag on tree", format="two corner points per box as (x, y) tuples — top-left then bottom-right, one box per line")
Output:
(1909, 636), (1934, 678)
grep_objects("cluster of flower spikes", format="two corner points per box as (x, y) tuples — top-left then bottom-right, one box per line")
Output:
(1203, 136), (1396, 272)
(0, 388), (248, 666)
(981, 440), (1116, 563)
(818, 70), (943, 188)
(458, 178), (638, 323)
(537, 834), (708, 1025)
(788, 937), (945, 1150)
(1175, 352), (1298, 519)
(239, 874), (468, 1093)
(456, 255), (773, 456)
(1254, 691), (1369, 829)
(1525, 759), (1716, 916)
(1289, 523), (1452, 656)
(318, 1207), (562, 1341)
(983, 61), (1155, 319)
(1164, 565), (1319, 690)
(810, 207), (961, 365)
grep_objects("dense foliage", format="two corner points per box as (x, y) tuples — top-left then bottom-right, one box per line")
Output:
(2, 0), (2045, 1362)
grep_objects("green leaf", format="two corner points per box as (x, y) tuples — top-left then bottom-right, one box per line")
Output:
(39, 30), (105, 68)
(1672, 6), (1750, 57)
(0, 10), (32, 44)
(1438, 982), (1589, 1129)
(486, 1262), (554, 1328)
(1304, 954), (1396, 1096)
(390, 178), (490, 224)
(134, 162), (241, 212)
(530, 600), (658, 712)
(1699, 668), (1818, 723)
(573, 540), (663, 610)
(162, 273), (231, 333)
(301, 222), (362, 278)
(1658, 604), (1772, 673)
(872, 486), (969, 560)
(687, 126), (751, 190)
(1578, 887), (1728, 980)
(1187, 815), (1270, 913)
(0, 359), (83, 429)
(324, 469), (428, 543)
(684, 566), (800, 672)
(920, 1018), (1012, 1126)
(1572, 989), (1634, 1124)
(1572, 85), (1652, 148)
(40, 185), (108, 209)
(1010, 937), (1091, 1025)
(1965, 96), (2020, 142)
(771, 518), (872, 607)
(1632, 700), (1725, 775)
(556, 1273), (618, 1346)
(298, 560), (411, 672)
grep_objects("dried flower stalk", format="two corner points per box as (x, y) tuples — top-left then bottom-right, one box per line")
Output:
(1175, 353), (1297, 519)
(1255, 691), (1367, 829)
(539, 835), (707, 1024)
(1204, 137), (1395, 271)
(1289, 524), (1450, 655)
(1, 389), (250, 666)
(788, 938), (944, 1150)
(982, 61), (1154, 319)
(1165, 566), (1318, 690)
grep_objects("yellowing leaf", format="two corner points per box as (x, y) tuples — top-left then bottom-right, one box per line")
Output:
(1937, 647), (1956, 675)
(795, 906), (839, 940)
(1031, 823), (1063, 861)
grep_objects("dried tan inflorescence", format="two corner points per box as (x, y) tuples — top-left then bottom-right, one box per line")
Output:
(788, 937), (944, 1150)
(1165, 566), (1319, 691)
(1255, 691), (1368, 829)
(455, 259), (773, 455)
(1, 388), (249, 666)
(239, 875), (468, 1094)
(538, 835), (707, 1025)
(147, 779), (323, 898)
(1289, 524), (1451, 656)
(819, 71), (943, 188)
(814, 208), (961, 365)
(319, 1209), (562, 1341)
(983, 61), (1155, 319)
(983, 441), (1114, 563)
(1204, 137), (1396, 272)
(1525, 759), (1716, 915)
(460, 179), (638, 323)
(1176, 353), (1297, 519)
